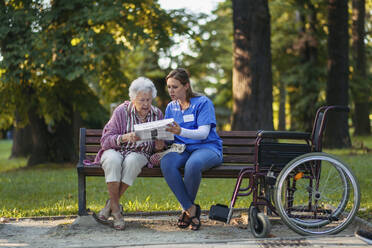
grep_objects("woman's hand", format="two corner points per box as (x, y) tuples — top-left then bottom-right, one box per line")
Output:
(154, 140), (165, 152)
(121, 132), (140, 143)
(166, 121), (181, 135)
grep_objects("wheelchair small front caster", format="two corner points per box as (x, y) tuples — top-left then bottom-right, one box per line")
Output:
(249, 205), (271, 238)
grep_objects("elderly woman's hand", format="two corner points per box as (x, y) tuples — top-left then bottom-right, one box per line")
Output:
(166, 121), (181, 135)
(121, 132), (140, 143)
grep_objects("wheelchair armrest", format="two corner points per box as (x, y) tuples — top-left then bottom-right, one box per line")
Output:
(258, 131), (311, 140)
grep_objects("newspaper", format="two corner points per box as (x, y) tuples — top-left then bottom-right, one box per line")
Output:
(134, 118), (174, 141)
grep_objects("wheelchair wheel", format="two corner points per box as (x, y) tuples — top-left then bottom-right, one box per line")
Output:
(274, 152), (360, 236)
(249, 206), (271, 238)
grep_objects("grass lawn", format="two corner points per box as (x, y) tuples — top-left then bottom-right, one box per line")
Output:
(0, 138), (371, 221)
(0, 140), (244, 217)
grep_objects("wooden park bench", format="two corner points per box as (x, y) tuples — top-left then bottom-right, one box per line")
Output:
(77, 128), (261, 216)
(77, 127), (312, 216)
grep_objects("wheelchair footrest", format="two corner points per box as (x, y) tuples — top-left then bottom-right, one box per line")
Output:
(209, 204), (230, 223)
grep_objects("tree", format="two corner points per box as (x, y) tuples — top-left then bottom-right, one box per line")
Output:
(231, 0), (273, 130)
(0, 0), (188, 165)
(270, 0), (328, 132)
(351, 0), (371, 135)
(324, 0), (351, 148)
(180, 0), (233, 129)
(290, 0), (322, 132)
(0, 0), (41, 159)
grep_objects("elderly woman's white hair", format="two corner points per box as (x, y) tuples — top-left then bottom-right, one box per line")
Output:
(129, 77), (157, 101)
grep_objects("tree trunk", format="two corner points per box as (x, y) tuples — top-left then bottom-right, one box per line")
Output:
(27, 105), (50, 166)
(232, 0), (273, 130)
(324, 0), (351, 148)
(353, 102), (370, 135)
(10, 112), (33, 158)
(26, 85), (78, 166)
(278, 80), (286, 130)
(48, 110), (76, 163)
(27, 108), (78, 166)
(10, 125), (32, 158)
(73, 108), (83, 162)
(351, 0), (370, 136)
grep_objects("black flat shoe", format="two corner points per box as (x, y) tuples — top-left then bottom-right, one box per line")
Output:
(177, 211), (191, 229)
(190, 204), (201, 231)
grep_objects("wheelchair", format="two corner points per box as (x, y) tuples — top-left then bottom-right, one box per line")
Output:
(210, 106), (360, 238)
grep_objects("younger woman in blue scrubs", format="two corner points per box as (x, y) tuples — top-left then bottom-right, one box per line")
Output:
(161, 68), (223, 231)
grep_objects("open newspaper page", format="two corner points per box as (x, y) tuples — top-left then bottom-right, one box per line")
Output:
(134, 118), (174, 141)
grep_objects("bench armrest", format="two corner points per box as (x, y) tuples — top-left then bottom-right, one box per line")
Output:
(258, 131), (311, 140)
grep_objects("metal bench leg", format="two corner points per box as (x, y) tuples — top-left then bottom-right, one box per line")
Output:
(78, 171), (88, 216)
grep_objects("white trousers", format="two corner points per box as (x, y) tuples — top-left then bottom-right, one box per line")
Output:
(100, 149), (148, 186)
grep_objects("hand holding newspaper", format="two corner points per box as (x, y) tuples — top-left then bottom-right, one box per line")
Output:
(134, 118), (174, 141)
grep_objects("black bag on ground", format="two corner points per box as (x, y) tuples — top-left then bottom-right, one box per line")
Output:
(209, 204), (230, 223)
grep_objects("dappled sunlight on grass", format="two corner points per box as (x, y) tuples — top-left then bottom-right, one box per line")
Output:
(0, 140), (27, 173)
(325, 135), (372, 156)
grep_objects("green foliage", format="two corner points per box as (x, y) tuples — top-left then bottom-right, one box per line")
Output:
(0, 0), (40, 128)
(270, 0), (329, 131)
(0, 0), (188, 130)
(0, 0), (193, 164)
(349, 73), (372, 103)
(182, 0), (233, 128)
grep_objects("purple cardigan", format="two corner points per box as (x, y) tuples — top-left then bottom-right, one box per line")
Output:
(94, 101), (164, 165)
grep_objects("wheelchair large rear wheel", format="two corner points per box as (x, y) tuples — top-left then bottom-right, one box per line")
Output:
(274, 152), (360, 235)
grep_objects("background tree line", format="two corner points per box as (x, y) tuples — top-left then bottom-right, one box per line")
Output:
(0, 0), (371, 166)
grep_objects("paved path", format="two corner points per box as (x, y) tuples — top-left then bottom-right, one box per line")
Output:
(105, 236), (369, 248)
(0, 212), (371, 248)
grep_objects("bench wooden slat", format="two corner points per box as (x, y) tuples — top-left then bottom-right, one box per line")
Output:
(78, 164), (254, 178)
(85, 156), (255, 164)
(85, 145), (256, 154)
(84, 130), (258, 144)
(218, 130), (257, 138)
(223, 147), (254, 154)
(222, 138), (256, 146)
(86, 130), (257, 138)
(85, 145), (101, 153)
(85, 129), (103, 136)
(86, 136), (101, 144)
(222, 155), (255, 163)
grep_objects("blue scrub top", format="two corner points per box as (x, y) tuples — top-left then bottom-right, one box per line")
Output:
(165, 95), (222, 158)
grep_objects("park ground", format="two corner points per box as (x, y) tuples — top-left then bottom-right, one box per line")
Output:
(1, 210), (372, 247)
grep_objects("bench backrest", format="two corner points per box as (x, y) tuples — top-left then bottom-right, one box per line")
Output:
(79, 128), (258, 166)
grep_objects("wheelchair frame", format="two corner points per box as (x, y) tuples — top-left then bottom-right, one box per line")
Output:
(220, 106), (360, 237)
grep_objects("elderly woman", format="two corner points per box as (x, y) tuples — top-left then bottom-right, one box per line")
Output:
(94, 77), (164, 230)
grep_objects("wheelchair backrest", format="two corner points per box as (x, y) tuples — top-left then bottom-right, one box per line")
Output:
(311, 106), (349, 152)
